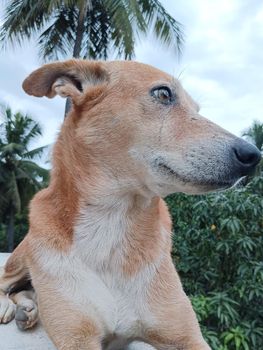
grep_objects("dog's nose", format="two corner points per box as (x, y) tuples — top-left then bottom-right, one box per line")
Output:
(233, 141), (261, 173)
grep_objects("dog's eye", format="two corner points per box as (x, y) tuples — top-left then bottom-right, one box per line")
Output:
(151, 86), (173, 105)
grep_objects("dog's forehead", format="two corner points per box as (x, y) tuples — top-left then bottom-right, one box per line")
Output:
(106, 60), (175, 85)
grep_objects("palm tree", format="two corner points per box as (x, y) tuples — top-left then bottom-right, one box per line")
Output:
(0, 0), (184, 60)
(242, 121), (263, 152)
(0, 105), (49, 252)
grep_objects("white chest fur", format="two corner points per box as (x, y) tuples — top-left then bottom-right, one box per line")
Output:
(74, 202), (130, 268)
(72, 201), (159, 335)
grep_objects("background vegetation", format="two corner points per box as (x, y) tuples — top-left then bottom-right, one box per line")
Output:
(166, 123), (263, 350)
(0, 106), (48, 251)
(167, 173), (263, 350)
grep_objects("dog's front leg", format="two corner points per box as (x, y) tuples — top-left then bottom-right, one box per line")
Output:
(29, 253), (117, 350)
(143, 260), (211, 350)
(35, 286), (102, 350)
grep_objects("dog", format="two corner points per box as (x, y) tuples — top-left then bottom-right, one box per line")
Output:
(0, 60), (261, 350)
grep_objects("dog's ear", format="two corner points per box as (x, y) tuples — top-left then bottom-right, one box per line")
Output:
(22, 60), (108, 104)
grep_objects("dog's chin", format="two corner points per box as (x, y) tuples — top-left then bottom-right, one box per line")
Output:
(155, 162), (247, 195)
(173, 180), (235, 195)
(186, 180), (238, 195)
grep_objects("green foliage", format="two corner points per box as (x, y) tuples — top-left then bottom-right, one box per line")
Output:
(166, 176), (263, 350)
(0, 0), (184, 60)
(0, 212), (29, 251)
(242, 121), (263, 152)
(0, 105), (48, 251)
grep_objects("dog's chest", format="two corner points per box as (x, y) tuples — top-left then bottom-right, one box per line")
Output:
(65, 251), (156, 337)
(74, 204), (129, 267)
(71, 205), (157, 335)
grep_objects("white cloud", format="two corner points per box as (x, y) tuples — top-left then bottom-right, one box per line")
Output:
(155, 0), (263, 135)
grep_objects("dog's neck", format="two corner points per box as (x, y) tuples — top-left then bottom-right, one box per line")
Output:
(47, 119), (167, 269)
(51, 114), (158, 205)
(44, 119), (169, 275)
(73, 193), (166, 275)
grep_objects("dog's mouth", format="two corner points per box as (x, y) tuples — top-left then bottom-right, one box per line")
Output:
(157, 162), (178, 176)
(155, 159), (245, 191)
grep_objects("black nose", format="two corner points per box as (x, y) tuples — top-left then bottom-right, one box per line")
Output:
(233, 141), (261, 171)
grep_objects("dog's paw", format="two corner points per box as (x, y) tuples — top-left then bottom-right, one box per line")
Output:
(0, 296), (15, 324)
(15, 300), (38, 330)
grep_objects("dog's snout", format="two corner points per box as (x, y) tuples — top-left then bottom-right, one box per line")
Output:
(233, 141), (261, 172)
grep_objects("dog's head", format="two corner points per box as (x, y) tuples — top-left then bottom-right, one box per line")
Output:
(23, 60), (261, 197)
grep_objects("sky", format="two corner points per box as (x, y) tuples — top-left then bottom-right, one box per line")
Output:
(0, 0), (263, 163)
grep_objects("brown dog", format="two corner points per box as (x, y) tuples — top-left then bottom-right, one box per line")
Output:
(0, 60), (261, 350)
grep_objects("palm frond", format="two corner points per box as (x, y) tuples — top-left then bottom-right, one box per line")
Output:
(18, 160), (49, 182)
(6, 112), (35, 144)
(242, 121), (263, 151)
(127, 0), (148, 33)
(0, 142), (24, 159)
(104, 0), (136, 59)
(138, 0), (184, 55)
(22, 145), (48, 160)
(38, 6), (78, 60)
(0, 0), (54, 47)
(83, 1), (111, 59)
(1, 0), (184, 60)
(21, 122), (42, 147)
(16, 167), (43, 189)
